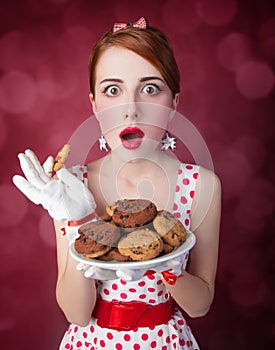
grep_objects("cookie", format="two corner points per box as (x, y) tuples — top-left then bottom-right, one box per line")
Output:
(162, 243), (174, 254)
(106, 199), (157, 228)
(98, 248), (132, 262)
(118, 228), (163, 261)
(53, 144), (71, 172)
(74, 220), (121, 258)
(153, 210), (187, 247)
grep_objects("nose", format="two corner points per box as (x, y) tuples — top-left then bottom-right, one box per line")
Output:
(124, 92), (139, 119)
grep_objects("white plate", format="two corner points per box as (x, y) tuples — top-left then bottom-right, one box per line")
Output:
(69, 232), (196, 270)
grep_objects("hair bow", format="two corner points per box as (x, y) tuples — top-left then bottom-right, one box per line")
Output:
(113, 17), (147, 32)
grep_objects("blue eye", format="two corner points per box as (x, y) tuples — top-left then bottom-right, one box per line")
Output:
(143, 84), (160, 95)
(104, 85), (120, 96)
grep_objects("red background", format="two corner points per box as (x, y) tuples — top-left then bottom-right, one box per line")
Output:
(0, 1), (274, 349)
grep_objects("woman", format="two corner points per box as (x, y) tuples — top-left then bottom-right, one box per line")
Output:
(13, 18), (221, 350)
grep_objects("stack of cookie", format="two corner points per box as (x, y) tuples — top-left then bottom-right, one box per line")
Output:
(74, 199), (187, 262)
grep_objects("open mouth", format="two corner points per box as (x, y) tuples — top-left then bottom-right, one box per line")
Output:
(119, 127), (144, 149)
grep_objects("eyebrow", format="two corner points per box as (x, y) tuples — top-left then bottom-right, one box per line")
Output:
(99, 76), (165, 85)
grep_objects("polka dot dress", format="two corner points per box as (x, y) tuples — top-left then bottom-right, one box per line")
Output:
(59, 163), (200, 350)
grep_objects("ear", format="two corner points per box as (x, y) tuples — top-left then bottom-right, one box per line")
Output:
(172, 93), (179, 110)
(89, 93), (97, 113)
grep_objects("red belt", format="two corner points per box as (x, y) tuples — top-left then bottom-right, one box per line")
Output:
(92, 297), (175, 331)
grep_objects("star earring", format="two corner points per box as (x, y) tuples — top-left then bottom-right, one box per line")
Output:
(161, 132), (176, 151)
(98, 136), (109, 152)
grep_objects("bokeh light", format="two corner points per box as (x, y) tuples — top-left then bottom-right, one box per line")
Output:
(217, 32), (252, 72)
(235, 60), (275, 99)
(258, 17), (275, 59)
(0, 71), (37, 114)
(196, 0), (237, 26)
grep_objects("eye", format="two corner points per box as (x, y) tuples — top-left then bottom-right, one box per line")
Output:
(103, 85), (121, 96)
(142, 84), (160, 95)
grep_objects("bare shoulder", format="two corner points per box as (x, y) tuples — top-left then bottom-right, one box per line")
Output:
(191, 166), (222, 231)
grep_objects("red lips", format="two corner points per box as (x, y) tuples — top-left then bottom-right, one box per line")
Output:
(119, 127), (144, 149)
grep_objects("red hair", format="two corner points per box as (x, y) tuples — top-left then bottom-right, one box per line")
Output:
(88, 25), (180, 97)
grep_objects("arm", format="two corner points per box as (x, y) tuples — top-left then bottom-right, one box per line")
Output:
(55, 220), (97, 326)
(166, 167), (221, 317)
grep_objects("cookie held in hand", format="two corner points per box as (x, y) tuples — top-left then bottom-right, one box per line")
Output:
(53, 144), (71, 172)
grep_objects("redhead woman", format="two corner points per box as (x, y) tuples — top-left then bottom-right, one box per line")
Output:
(13, 18), (221, 350)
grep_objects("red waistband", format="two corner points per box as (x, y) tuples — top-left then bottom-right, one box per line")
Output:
(92, 297), (175, 331)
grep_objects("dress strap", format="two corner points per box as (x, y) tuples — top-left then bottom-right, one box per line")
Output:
(173, 163), (200, 230)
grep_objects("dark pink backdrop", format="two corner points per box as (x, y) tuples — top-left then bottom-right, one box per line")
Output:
(1, 1), (274, 349)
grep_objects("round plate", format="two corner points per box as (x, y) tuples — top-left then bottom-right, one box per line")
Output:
(69, 232), (196, 270)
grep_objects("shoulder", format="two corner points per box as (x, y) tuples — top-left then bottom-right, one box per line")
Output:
(191, 166), (222, 229)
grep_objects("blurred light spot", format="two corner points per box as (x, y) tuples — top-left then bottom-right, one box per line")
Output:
(258, 17), (275, 59)
(56, 26), (94, 70)
(0, 115), (7, 151)
(215, 149), (253, 198)
(162, 0), (201, 34)
(0, 71), (37, 114)
(234, 177), (275, 232)
(230, 278), (268, 308)
(217, 32), (252, 72)
(196, 0), (237, 26)
(0, 185), (28, 227)
(38, 214), (56, 249)
(236, 60), (275, 99)
(230, 135), (266, 173)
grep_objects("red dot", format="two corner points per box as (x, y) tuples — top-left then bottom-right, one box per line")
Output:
(181, 196), (187, 204)
(166, 336), (171, 343)
(138, 281), (145, 287)
(175, 185), (180, 192)
(76, 341), (82, 347)
(115, 344), (123, 350)
(193, 172), (198, 179)
(90, 325), (95, 333)
(133, 344), (140, 350)
(74, 326), (78, 332)
(99, 340), (105, 347)
(107, 332), (113, 340)
(112, 283), (118, 290)
(147, 274), (155, 280)
(139, 294), (146, 299)
(190, 191), (194, 198)
(65, 344), (70, 349)
(129, 288), (136, 292)
(180, 338), (186, 346)
(142, 333), (149, 341)
(178, 169), (183, 175)
(120, 280), (127, 285)
(158, 329), (164, 337)
(149, 299), (156, 304)
(103, 288), (110, 295)
(174, 212), (181, 218)
(120, 293), (127, 299)
(172, 334), (177, 339)
(157, 290), (164, 296)
(82, 332), (87, 338)
(148, 287), (155, 292)
(182, 178), (190, 185)
(185, 218), (190, 226)
(178, 319), (184, 326)
(186, 165), (193, 170)
(173, 342), (177, 349)
(173, 203), (178, 211)
(151, 340), (157, 348)
(124, 334), (131, 341)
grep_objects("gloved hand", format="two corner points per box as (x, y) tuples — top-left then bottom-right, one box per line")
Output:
(12, 149), (96, 224)
(75, 251), (188, 282)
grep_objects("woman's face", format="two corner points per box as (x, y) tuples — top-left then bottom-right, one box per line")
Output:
(90, 46), (178, 155)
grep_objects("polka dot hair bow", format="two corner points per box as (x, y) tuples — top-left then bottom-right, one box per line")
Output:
(113, 17), (148, 32)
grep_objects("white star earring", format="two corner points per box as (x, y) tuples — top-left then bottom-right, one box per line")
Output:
(98, 136), (109, 152)
(161, 132), (176, 151)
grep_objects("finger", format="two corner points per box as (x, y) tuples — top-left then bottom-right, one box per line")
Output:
(56, 168), (81, 187)
(18, 152), (47, 189)
(42, 156), (54, 178)
(25, 149), (51, 183)
(76, 262), (89, 271)
(12, 175), (41, 204)
(84, 266), (97, 278)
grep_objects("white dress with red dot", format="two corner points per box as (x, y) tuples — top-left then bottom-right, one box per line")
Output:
(59, 163), (200, 350)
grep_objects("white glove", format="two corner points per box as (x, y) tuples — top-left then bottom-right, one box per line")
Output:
(12, 149), (96, 224)
(76, 252), (188, 282)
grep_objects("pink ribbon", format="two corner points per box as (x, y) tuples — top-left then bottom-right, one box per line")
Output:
(113, 17), (147, 32)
